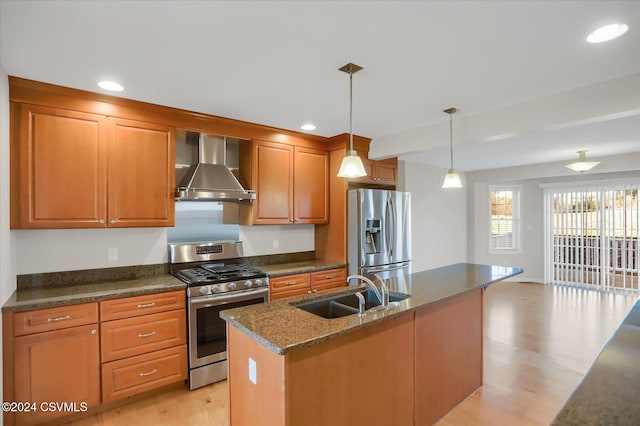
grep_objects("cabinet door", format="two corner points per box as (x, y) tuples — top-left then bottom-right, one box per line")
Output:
(14, 324), (100, 425)
(252, 141), (294, 224)
(294, 147), (328, 224)
(12, 104), (107, 228)
(373, 160), (397, 184)
(107, 118), (175, 227)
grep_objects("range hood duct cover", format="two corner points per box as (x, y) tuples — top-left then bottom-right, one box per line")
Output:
(176, 134), (255, 201)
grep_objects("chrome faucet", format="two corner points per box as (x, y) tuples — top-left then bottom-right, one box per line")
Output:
(354, 292), (366, 316)
(346, 274), (389, 308)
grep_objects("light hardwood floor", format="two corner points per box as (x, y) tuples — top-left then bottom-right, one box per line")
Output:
(69, 282), (637, 426)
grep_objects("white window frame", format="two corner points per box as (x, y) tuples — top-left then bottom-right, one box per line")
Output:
(489, 185), (522, 254)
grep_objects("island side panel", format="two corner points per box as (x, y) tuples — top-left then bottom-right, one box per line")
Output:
(414, 288), (483, 425)
(227, 325), (286, 426)
(285, 312), (415, 426)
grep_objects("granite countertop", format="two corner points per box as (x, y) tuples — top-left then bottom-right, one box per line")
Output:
(221, 263), (523, 355)
(259, 259), (347, 278)
(552, 298), (640, 426)
(2, 274), (186, 312)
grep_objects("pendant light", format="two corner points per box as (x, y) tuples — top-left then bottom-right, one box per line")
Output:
(337, 63), (367, 178)
(442, 107), (463, 188)
(565, 150), (600, 172)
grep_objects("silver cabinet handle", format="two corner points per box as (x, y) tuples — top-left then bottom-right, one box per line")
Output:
(139, 369), (157, 377)
(325, 275), (335, 279)
(137, 302), (156, 308)
(91, 329), (97, 335)
(138, 331), (156, 338)
(284, 281), (297, 286)
(99, 219), (105, 224)
(110, 219), (117, 224)
(47, 315), (71, 322)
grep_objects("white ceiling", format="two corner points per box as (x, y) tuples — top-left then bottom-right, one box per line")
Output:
(1, 1), (639, 171)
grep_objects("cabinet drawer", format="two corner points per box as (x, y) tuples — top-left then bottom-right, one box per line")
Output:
(101, 310), (186, 362)
(100, 290), (185, 321)
(269, 288), (309, 301)
(311, 268), (347, 287)
(102, 344), (187, 403)
(13, 302), (99, 336)
(270, 273), (310, 293)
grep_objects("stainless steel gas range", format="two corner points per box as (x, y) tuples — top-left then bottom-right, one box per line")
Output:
(168, 241), (269, 389)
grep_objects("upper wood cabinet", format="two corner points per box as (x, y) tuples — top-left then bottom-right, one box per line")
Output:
(350, 157), (397, 186)
(241, 140), (328, 225)
(10, 104), (175, 229)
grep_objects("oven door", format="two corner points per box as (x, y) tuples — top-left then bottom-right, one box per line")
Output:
(188, 288), (268, 369)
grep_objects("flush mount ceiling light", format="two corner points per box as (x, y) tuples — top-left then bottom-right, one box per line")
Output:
(441, 107), (463, 189)
(300, 123), (316, 131)
(337, 62), (367, 178)
(587, 23), (629, 43)
(97, 80), (124, 92)
(565, 150), (600, 172)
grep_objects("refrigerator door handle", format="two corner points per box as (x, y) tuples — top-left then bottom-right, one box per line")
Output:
(390, 196), (396, 258)
(362, 262), (411, 273)
(385, 197), (392, 259)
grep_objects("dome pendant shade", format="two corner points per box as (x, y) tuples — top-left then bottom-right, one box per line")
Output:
(337, 150), (367, 178)
(565, 150), (600, 172)
(442, 169), (463, 188)
(337, 62), (367, 178)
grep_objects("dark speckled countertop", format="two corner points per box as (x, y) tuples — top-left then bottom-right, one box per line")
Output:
(2, 275), (186, 312)
(258, 259), (346, 278)
(552, 298), (640, 426)
(220, 263), (523, 355)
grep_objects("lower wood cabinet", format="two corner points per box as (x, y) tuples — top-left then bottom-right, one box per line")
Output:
(102, 345), (187, 403)
(269, 268), (347, 301)
(3, 291), (187, 426)
(8, 303), (100, 426)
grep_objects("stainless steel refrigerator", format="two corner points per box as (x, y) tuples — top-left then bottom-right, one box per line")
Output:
(348, 189), (411, 293)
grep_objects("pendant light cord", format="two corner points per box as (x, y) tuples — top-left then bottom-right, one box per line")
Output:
(349, 68), (354, 152)
(449, 113), (453, 170)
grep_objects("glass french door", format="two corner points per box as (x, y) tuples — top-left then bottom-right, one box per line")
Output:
(543, 181), (639, 293)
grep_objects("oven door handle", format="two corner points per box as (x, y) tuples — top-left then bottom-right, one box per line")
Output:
(189, 288), (269, 307)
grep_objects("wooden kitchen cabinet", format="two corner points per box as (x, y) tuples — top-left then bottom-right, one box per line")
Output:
(100, 290), (187, 403)
(350, 157), (397, 186)
(240, 140), (328, 225)
(10, 104), (175, 229)
(10, 303), (100, 426)
(269, 268), (347, 301)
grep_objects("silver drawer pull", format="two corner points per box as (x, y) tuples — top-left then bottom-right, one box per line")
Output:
(325, 275), (335, 279)
(139, 369), (157, 377)
(137, 302), (156, 308)
(138, 331), (156, 338)
(47, 315), (71, 322)
(285, 281), (297, 286)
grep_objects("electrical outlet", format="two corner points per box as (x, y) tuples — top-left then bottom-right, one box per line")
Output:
(273, 239), (280, 249)
(108, 248), (118, 262)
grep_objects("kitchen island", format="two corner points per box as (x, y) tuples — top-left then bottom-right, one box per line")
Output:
(221, 263), (522, 426)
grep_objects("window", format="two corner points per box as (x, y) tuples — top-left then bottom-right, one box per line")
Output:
(490, 186), (521, 253)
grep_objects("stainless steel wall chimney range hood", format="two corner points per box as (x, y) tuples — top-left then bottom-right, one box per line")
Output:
(176, 133), (255, 201)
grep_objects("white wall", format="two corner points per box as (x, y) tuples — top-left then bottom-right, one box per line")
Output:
(466, 152), (640, 283)
(0, 64), (11, 426)
(398, 160), (467, 273)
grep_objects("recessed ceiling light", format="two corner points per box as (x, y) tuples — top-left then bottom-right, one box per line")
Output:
(98, 81), (124, 91)
(586, 23), (629, 43)
(300, 123), (316, 131)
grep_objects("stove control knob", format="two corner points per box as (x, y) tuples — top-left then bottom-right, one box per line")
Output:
(255, 279), (263, 287)
(228, 282), (237, 291)
(244, 280), (253, 288)
(210, 285), (220, 294)
(198, 287), (209, 295)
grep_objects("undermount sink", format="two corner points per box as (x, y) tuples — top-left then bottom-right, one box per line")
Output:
(293, 289), (411, 319)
